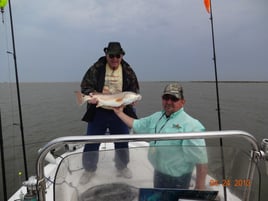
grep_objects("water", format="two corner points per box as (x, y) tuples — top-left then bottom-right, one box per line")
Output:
(0, 81), (268, 200)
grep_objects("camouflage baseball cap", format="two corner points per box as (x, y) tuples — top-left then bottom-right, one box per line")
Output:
(163, 83), (183, 99)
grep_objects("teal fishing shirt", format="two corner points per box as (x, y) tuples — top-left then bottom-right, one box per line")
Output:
(133, 108), (208, 177)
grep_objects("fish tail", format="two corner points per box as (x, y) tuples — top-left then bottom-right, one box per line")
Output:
(74, 91), (88, 105)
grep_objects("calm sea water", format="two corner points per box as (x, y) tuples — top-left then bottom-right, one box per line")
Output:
(0, 81), (268, 200)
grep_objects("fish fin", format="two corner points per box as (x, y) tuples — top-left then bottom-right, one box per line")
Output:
(75, 91), (90, 105)
(115, 97), (124, 102)
(96, 103), (103, 108)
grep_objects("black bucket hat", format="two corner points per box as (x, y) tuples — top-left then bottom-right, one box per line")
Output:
(103, 42), (125, 55)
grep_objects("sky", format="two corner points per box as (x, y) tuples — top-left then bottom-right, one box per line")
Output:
(0, 0), (268, 82)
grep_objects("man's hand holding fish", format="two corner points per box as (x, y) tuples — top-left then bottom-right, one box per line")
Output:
(112, 105), (134, 129)
(86, 93), (98, 104)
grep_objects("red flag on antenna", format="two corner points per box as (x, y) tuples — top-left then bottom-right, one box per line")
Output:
(204, 0), (211, 13)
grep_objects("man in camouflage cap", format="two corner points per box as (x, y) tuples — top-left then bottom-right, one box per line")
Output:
(113, 82), (208, 190)
(79, 42), (140, 184)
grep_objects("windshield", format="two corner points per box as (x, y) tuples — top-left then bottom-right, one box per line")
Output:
(53, 141), (259, 201)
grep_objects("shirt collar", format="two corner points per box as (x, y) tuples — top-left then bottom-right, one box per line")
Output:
(162, 107), (184, 119)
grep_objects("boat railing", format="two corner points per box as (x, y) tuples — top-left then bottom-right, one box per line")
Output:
(35, 130), (268, 201)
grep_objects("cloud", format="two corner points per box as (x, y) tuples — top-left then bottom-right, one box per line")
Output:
(1, 0), (267, 82)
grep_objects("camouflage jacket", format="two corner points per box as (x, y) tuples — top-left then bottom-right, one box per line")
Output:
(80, 56), (140, 122)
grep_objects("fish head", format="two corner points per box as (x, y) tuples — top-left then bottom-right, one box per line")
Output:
(135, 94), (142, 101)
(123, 92), (142, 105)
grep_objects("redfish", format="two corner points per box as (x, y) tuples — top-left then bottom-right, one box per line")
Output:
(75, 91), (142, 108)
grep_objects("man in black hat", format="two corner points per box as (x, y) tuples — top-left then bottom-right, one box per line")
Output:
(79, 42), (140, 184)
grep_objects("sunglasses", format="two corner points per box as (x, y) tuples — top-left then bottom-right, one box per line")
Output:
(108, 54), (121, 59)
(162, 94), (180, 102)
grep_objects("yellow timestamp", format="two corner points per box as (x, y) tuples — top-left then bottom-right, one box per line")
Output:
(209, 179), (251, 187)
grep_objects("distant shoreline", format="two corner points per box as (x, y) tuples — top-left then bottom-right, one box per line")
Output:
(1, 80), (268, 84)
(153, 80), (268, 83)
(188, 81), (268, 83)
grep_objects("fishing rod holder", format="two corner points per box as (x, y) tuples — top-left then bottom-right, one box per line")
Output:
(260, 138), (268, 175)
(22, 176), (38, 201)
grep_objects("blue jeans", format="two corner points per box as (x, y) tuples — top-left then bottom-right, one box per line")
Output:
(153, 170), (192, 189)
(82, 108), (130, 172)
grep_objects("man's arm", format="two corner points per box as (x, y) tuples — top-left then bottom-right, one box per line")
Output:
(113, 106), (134, 128)
(195, 163), (208, 190)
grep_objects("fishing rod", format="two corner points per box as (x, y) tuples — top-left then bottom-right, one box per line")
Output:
(7, 0), (29, 180)
(208, 0), (222, 131)
(0, 110), (8, 201)
(205, 0), (226, 200)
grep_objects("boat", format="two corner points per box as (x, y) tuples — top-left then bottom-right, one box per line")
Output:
(7, 130), (268, 201)
(2, 1), (268, 201)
